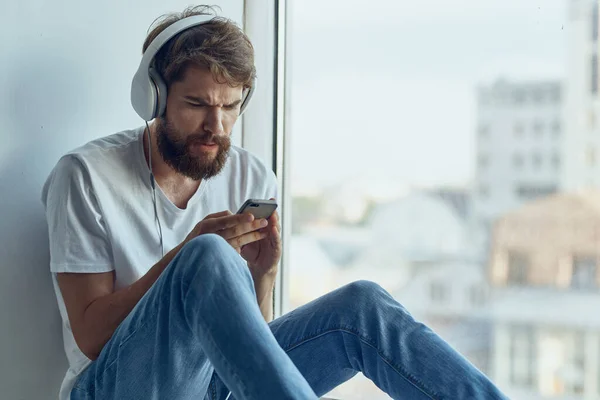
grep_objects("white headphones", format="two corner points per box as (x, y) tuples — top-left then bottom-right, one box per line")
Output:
(130, 14), (256, 121)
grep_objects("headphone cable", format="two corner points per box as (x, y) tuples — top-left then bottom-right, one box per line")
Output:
(145, 120), (165, 257)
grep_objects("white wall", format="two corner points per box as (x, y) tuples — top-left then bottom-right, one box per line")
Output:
(0, 1), (244, 398)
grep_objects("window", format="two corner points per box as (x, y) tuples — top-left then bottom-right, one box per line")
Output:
(532, 89), (544, 104)
(469, 285), (486, 306)
(513, 153), (524, 169)
(571, 256), (597, 290)
(551, 87), (561, 103)
(479, 184), (490, 198)
(552, 154), (561, 169)
(478, 154), (489, 168)
(568, 332), (585, 395)
(507, 253), (529, 286)
(532, 152), (542, 169)
(514, 122), (525, 138)
(479, 124), (490, 138)
(593, 54), (598, 95)
(593, 0), (599, 42)
(282, 2), (579, 398)
(515, 184), (557, 200)
(586, 146), (597, 167)
(553, 120), (561, 136)
(533, 121), (544, 137)
(430, 282), (450, 303)
(513, 90), (526, 105)
(509, 325), (535, 388)
(538, 331), (577, 396)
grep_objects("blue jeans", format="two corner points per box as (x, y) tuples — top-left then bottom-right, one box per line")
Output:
(71, 234), (507, 400)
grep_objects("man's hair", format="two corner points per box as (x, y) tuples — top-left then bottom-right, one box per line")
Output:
(142, 5), (255, 89)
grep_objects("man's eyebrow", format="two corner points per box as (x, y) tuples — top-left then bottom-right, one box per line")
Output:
(226, 99), (243, 107)
(183, 96), (242, 107)
(183, 96), (209, 105)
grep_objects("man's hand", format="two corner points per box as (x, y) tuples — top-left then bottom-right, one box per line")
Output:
(240, 201), (282, 279)
(183, 210), (269, 252)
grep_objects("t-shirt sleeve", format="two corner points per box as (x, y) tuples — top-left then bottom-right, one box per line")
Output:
(42, 155), (114, 273)
(264, 169), (279, 201)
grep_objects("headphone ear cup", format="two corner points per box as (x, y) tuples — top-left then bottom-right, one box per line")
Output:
(239, 77), (257, 116)
(149, 67), (168, 119)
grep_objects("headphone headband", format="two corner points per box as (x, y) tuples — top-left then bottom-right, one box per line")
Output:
(137, 15), (214, 81)
(131, 14), (255, 121)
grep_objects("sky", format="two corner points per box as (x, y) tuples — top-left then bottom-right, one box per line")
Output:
(287, 0), (568, 194)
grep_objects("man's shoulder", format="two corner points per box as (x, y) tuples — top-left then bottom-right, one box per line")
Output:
(56, 127), (144, 183)
(221, 145), (278, 197)
(65, 128), (142, 162)
(227, 145), (274, 178)
(41, 127), (144, 204)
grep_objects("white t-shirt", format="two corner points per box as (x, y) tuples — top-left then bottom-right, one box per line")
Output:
(41, 126), (278, 400)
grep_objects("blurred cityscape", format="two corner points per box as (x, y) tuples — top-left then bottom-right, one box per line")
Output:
(286, 1), (600, 399)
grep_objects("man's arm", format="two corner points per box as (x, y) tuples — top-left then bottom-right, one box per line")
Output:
(59, 211), (269, 361)
(254, 274), (276, 322)
(58, 242), (184, 361)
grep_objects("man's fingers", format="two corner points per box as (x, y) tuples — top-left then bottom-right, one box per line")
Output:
(268, 210), (281, 234)
(219, 218), (268, 239)
(269, 209), (279, 223)
(229, 229), (268, 248)
(202, 212), (254, 232)
(204, 210), (233, 219)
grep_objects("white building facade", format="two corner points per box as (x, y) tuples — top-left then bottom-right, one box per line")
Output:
(563, 0), (600, 190)
(473, 79), (564, 236)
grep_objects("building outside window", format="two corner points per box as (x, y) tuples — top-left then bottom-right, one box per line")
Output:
(552, 154), (561, 169)
(514, 122), (525, 138)
(479, 153), (490, 169)
(509, 325), (535, 388)
(513, 153), (524, 169)
(507, 253), (529, 286)
(532, 152), (543, 169)
(469, 285), (487, 306)
(593, 0), (599, 42)
(479, 124), (490, 138)
(586, 146), (597, 167)
(553, 120), (561, 136)
(571, 256), (597, 290)
(533, 121), (544, 137)
(592, 54), (598, 95)
(430, 281), (450, 303)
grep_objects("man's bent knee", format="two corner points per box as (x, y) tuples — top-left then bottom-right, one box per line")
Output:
(179, 234), (233, 263)
(172, 233), (250, 284)
(341, 280), (387, 299)
(337, 280), (407, 311)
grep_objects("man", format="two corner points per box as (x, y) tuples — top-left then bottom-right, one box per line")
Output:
(42, 5), (508, 400)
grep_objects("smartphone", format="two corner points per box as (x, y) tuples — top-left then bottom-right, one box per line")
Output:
(236, 199), (278, 219)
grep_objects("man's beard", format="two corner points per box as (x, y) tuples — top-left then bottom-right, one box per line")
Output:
(155, 118), (231, 181)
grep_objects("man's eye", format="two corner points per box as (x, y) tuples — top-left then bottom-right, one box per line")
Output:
(189, 103), (204, 108)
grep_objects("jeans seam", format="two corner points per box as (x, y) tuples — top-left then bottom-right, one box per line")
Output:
(186, 286), (251, 400)
(282, 325), (440, 400)
(210, 375), (217, 400)
(102, 320), (151, 374)
(70, 385), (90, 399)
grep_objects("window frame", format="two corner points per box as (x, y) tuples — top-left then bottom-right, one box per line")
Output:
(242, 0), (289, 317)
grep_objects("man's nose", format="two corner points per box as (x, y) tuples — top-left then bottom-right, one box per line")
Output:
(203, 107), (225, 135)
